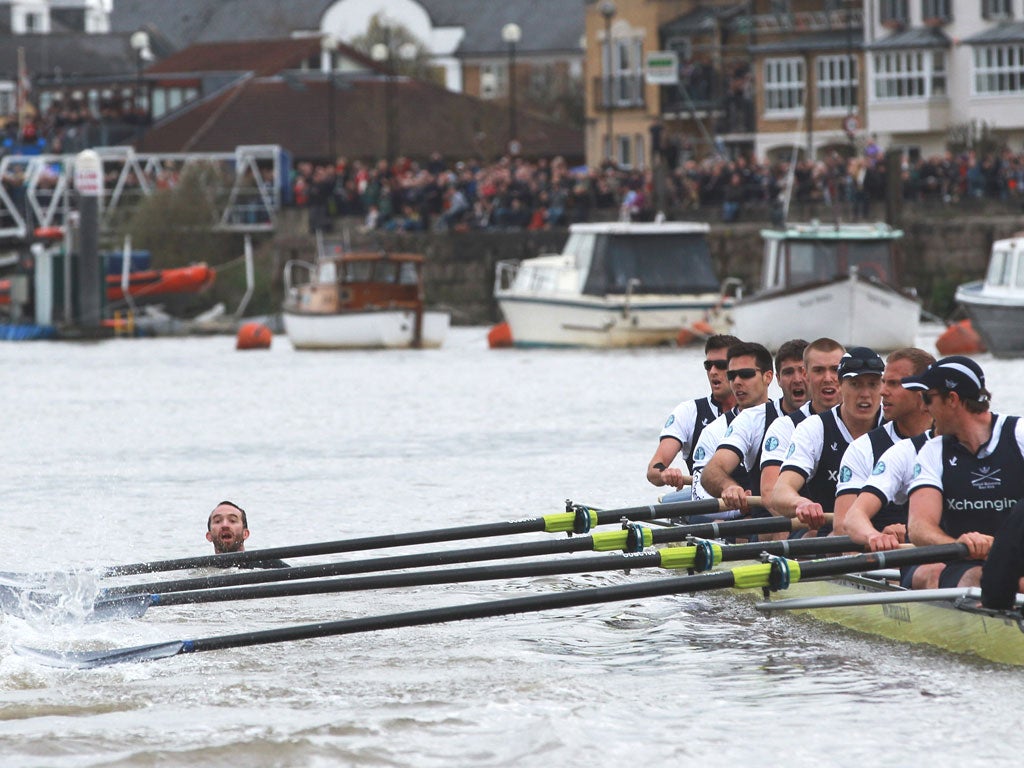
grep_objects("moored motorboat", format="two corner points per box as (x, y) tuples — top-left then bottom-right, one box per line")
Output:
(493, 221), (734, 348)
(282, 244), (449, 350)
(731, 222), (920, 350)
(954, 235), (1024, 357)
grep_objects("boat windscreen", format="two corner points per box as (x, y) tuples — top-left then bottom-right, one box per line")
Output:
(787, 240), (894, 286)
(582, 233), (720, 296)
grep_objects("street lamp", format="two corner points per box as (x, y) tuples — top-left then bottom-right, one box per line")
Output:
(370, 41), (394, 166)
(501, 22), (522, 155)
(396, 42), (417, 158)
(129, 30), (152, 146)
(321, 34), (338, 164)
(600, 1), (616, 163)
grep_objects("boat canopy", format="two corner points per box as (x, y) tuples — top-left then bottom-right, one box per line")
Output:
(984, 242), (1024, 290)
(581, 232), (720, 296)
(764, 238), (897, 291)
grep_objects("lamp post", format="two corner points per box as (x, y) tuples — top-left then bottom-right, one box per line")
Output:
(321, 34), (338, 164)
(129, 30), (151, 147)
(600, 1), (616, 163)
(501, 22), (521, 155)
(396, 42), (417, 159)
(371, 42), (395, 166)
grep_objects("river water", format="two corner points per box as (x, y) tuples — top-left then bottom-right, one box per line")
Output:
(1, 326), (1022, 767)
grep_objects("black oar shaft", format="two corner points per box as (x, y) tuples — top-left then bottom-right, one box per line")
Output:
(103, 498), (728, 576)
(102, 514), (789, 599)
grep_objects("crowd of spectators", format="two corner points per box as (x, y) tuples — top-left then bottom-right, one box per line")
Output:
(291, 144), (1024, 234)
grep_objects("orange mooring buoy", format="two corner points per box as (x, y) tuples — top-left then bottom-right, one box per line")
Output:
(677, 320), (714, 347)
(236, 322), (272, 350)
(487, 321), (513, 349)
(935, 319), (985, 356)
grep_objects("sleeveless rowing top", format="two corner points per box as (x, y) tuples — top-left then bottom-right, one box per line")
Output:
(866, 428), (929, 531)
(687, 396), (719, 471)
(940, 415), (1024, 539)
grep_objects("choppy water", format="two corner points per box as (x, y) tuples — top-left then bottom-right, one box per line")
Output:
(1, 326), (1023, 767)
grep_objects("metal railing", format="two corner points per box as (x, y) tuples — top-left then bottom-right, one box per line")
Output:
(0, 144), (287, 240)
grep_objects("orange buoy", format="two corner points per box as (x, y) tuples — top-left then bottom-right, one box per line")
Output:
(236, 322), (272, 350)
(935, 319), (985, 356)
(677, 320), (714, 346)
(487, 321), (513, 349)
(676, 328), (697, 346)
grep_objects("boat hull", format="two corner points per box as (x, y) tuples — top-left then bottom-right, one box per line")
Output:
(955, 282), (1024, 357)
(754, 574), (1024, 666)
(496, 294), (730, 348)
(283, 309), (450, 350)
(732, 276), (920, 350)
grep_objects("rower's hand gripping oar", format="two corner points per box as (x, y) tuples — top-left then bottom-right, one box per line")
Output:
(88, 535), (862, 621)
(14, 543), (970, 668)
(0, 496), (733, 588)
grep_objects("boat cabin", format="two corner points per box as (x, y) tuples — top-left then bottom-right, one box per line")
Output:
(982, 237), (1024, 295)
(759, 222), (903, 293)
(504, 222), (719, 298)
(289, 252), (426, 314)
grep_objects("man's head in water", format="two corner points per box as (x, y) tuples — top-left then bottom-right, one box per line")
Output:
(206, 500), (249, 553)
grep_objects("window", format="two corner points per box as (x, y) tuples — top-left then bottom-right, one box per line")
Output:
(982, 0), (1013, 20)
(616, 135), (632, 167)
(817, 55), (858, 111)
(634, 134), (645, 169)
(612, 38), (643, 107)
(879, 0), (908, 25)
(0, 85), (14, 116)
(872, 50), (946, 99)
(480, 63), (506, 99)
(986, 249), (1011, 286)
(922, 0), (952, 21)
(764, 57), (804, 114)
(973, 44), (1024, 94)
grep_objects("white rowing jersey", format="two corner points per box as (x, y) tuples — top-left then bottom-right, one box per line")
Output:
(658, 395), (724, 472)
(861, 430), (933, 506)
(835, 421), (904, 498)
(759, 401), (813, 470)
(690, 410), (737, 501)
(718, 398), (786, 472)
(910, 415), (1024, 496)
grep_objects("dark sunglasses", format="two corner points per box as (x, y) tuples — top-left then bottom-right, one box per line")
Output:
(921, 390), (946, 405)
(704, 359), (729, 371)
(727, 368), (761, 381)
(839, 357), (885, 374)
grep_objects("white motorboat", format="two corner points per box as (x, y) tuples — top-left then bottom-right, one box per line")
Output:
(954, 235), (1024, 357)
(283, 244), (449, 350)
(493, 221), (734, 348)
(731, 222), (920, 351)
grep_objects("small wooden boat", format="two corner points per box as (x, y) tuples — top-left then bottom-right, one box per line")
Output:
(955, 235), (1024, 357)
(282, 245), (449, 350)
(106, 264), (216, 302)
(755, 572), (1024, 666)
(731, 222), (920, 350)
(493, 221), (734, 348)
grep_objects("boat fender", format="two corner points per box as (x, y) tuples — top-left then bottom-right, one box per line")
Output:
(487, 322), (514, 349)
(935, 319), (986, 356)
(236, 322), (272, 350)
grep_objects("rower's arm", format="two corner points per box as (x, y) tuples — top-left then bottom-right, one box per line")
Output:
(833, 493), (855, 536)
(768, 469), (807, 519)
(759, 464), (781, 511)
(700, 448), (741, 497)
(647, 439), (682, 487)
(842, 492), (884, 544)
(907, 487), (953, 546)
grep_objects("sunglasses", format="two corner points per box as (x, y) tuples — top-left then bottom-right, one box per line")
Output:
(921, 390), (946, 405)
(727, 368), (762, 381)
(839, 357), (885, 374)
(703, 359), (729, 371)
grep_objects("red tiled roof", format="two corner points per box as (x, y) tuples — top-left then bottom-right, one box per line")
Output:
(138, 76), (583, 161)
(145, 37), (375, 77)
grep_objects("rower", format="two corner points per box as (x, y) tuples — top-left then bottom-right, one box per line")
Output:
(700, 338), (808, 517)
(646, 334), (740, 501)
(757, 337), (845, 517)
(688, 341), (776, 521)
(771, 346), (885, 537)
(835, 347), (935, 544)
(207, 501), (289, 569)
(981, 498), (1024, 610)
(903, 356), (1024, 589)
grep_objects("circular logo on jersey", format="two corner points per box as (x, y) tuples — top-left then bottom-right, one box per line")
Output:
(872, 461), (886, 476)
(765, 436), (779, 452)
(913, 462), (922, 478)
(664, 415), (675, 429)
(786, 443), (796, 459)
(725, 426), (734, 437)
(694, 447), (706, 460)
(840, 466), (852, 483)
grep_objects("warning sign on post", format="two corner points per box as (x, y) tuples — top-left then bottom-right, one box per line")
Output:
(645, 51), (679, 85)
(74, 149), (103, 197)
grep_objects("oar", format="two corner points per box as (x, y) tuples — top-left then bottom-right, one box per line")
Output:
(88, 535), (861, 621)
(13, 543), (969, 668)
(96, 512), (793, 600)
(0, 497), (735, 586)
(755, 586), (989, 612)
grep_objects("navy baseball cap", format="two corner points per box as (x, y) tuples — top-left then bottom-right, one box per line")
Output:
(837, 346), (884, 379)
(901, 355), (988, 402)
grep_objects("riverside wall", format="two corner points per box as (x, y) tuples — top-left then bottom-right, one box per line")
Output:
(272, 209), (1024, 326)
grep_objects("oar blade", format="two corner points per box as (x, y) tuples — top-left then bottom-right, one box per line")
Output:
(86, 594), (152, 622)
(13, 640), (185, 669)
